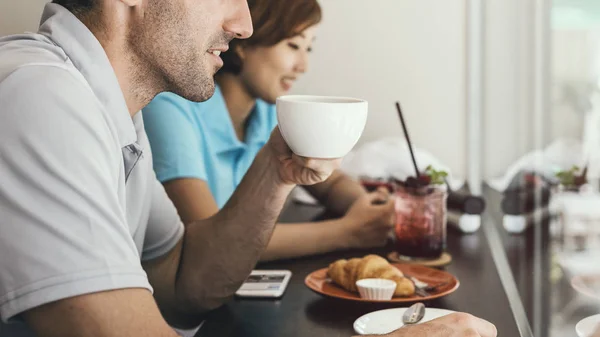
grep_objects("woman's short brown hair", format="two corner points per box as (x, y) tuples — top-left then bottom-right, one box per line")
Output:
(219, 0), (322, 75)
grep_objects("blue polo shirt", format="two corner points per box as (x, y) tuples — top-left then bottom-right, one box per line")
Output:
(143, 87), (278, 208)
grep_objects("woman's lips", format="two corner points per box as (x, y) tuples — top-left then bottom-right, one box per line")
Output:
(281, 78), (294, 91)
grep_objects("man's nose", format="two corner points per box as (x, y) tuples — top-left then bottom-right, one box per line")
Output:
(224, 0), (253, 39)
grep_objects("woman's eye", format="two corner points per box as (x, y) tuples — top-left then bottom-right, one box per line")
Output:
(288, 43), (300, 50)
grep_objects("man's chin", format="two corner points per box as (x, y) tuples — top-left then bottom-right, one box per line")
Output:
(175, 79), (216, 103)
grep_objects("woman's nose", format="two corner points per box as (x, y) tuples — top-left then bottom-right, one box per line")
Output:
(294, 53), (309, 74)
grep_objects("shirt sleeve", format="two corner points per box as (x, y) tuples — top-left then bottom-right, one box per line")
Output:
(0, 66), (151, 322)
(141, 178), (185, 261)
(143, 93), (208, 183)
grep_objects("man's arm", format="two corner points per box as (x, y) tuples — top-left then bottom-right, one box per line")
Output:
(144, 130), (342, 328)
(23, 289), (178, 337)
(143, 146), (290, 327)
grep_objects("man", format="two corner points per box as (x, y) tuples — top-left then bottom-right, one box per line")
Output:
(0, 0), (496, 336)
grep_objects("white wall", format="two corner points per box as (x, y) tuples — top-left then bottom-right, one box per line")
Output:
(0, 0), (46, 36)
(3, 0), (595, 181)
(292, 0), (468, 178)
(483, 0), (534, 179)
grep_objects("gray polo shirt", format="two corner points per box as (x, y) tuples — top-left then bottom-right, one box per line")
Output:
(0, 2), (185, 331)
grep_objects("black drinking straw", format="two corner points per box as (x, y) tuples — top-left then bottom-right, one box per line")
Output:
(396, 102), (420, 177)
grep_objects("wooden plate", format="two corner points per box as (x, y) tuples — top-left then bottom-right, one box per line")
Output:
(304, 263), (459, 303)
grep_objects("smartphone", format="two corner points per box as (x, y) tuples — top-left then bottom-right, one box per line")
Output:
(235, 270), (292, 298)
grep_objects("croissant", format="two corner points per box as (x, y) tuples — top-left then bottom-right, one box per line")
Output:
(327, 255), (415, 297)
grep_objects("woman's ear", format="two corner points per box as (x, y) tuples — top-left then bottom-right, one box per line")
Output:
(235, 45), (246, 61)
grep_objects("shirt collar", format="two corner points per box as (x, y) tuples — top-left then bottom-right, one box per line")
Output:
(38, 3), (137, 147)
(204, 86), (270, 154)
(245, 99), (273, 145)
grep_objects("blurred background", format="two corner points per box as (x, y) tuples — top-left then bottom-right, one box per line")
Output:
(3, 1), (600, 336)
(5, 0), (594, 184)
(4, 1), (596, 183)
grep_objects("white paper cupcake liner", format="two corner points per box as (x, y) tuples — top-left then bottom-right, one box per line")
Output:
(356, 278), (396, 300)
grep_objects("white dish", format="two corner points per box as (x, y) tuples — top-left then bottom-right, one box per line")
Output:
(276, 95), (368, 158)
(353, 307), (456, 335)
(576, 314), (600, 337)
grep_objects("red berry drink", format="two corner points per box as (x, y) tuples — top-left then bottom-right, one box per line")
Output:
(394, 183), (448, 259)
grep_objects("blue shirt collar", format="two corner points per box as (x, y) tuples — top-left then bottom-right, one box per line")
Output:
(204, 86), (272, 154)
(38, 3), (137, 147)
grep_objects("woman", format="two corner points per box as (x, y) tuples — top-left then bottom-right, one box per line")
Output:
(143, 0), (395, 261)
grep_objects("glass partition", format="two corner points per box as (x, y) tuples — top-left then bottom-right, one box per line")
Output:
(484, 1), (600, 337)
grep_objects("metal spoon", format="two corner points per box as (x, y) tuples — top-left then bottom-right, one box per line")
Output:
(402, 302), (426, 325)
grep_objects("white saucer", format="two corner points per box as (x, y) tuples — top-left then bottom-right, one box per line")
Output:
(353, 307), (456, 335)
(576, 314), (600, 337)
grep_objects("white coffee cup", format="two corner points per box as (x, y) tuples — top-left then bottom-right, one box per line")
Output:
(276, 95), (368, 158)
(576, 314), (600, 337)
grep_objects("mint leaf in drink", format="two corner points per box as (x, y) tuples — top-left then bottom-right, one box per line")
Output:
(425, 165), (448, 185)
(555, 165), (581, 187)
